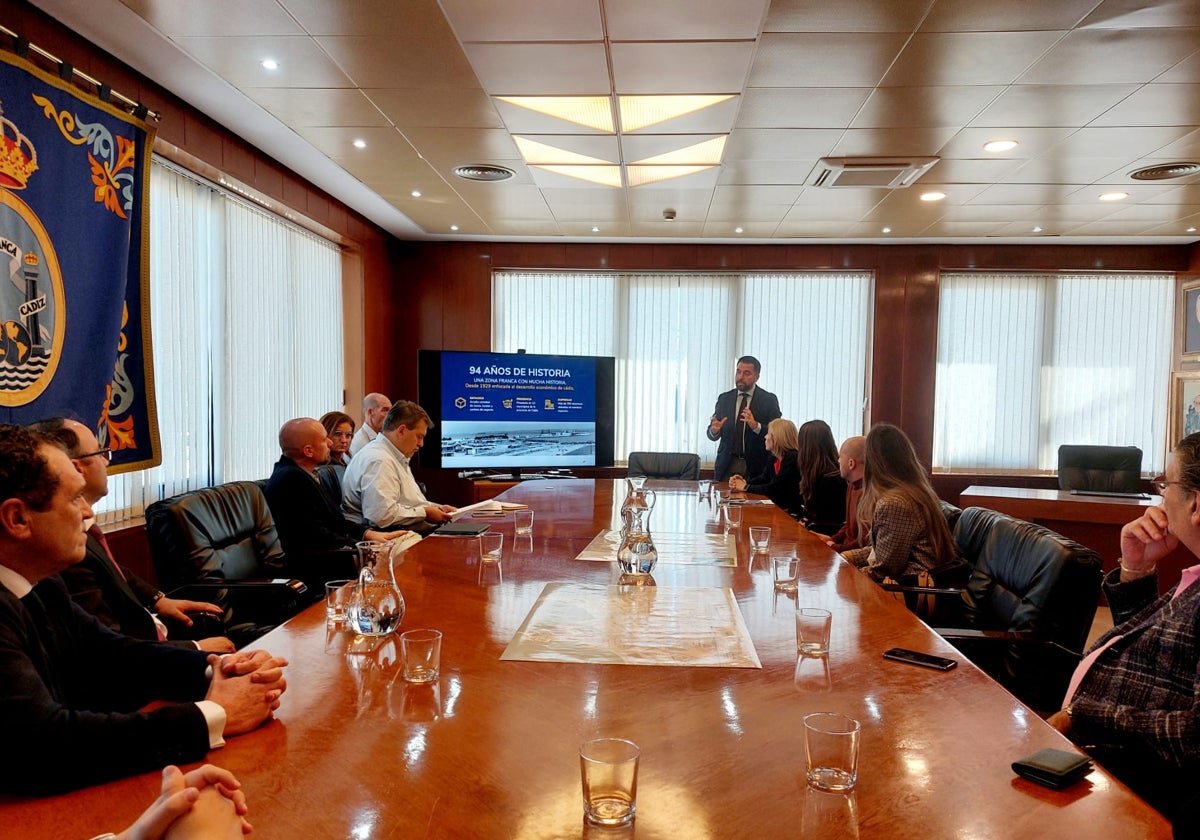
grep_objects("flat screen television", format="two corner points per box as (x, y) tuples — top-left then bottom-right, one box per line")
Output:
(417, 349), (616, 476)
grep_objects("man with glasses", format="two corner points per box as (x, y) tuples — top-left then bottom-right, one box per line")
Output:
(29, 418), (234, 652)
(1047, 432), (1200, 828)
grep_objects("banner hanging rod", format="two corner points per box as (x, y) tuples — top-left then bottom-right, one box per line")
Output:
(0, 24), (160, 122)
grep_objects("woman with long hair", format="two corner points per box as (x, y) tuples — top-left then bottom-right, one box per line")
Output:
(729, 417), (803, 517)
(842, 423), (958, 582)
(320, 411), (356, 467)
(796, 419), (847, 534)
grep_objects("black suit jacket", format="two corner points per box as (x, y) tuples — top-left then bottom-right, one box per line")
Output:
(0, 575), (211, 794)
(707, 386), (782, 481)
(803, 471), (849, 535)
(264, 456), (364, 588)
(59, 533), (196, 647)
(744, 449), (803, 518)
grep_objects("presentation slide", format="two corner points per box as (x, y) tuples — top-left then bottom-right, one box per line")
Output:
(439, 351), (597, 468)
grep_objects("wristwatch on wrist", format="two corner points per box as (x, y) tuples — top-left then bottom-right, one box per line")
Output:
(153, 590), (166, 603)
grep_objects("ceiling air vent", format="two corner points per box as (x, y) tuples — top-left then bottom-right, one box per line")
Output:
(1128, 162), (1200, 181)
(452, 164), (515, 182)
(809, 157), (939, 189)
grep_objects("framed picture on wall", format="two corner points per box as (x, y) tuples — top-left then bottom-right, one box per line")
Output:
(1183, 278), (1200, 360)
(1170, 371), (1200, 447)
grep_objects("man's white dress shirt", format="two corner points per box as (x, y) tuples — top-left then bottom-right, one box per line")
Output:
(341, 434), (429, 528)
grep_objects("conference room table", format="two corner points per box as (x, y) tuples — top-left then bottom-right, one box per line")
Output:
(6, 480), (1169, 838)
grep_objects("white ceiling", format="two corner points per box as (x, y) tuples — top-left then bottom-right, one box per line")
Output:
(29, 0), (1200, 245)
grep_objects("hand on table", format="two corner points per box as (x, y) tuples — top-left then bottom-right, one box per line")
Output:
(116, 764), (250, 840)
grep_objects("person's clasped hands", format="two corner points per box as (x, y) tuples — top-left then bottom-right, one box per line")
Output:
(205, 649), (289, 735)
(113, 764), (251, 840)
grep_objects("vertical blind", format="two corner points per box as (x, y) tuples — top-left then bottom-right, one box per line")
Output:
(933, 272), (1172, 474)
(492, 271), (873, 465)
(96, 159), (343, 524)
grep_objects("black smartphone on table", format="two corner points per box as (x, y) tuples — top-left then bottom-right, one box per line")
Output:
(882, 647), (957, 671)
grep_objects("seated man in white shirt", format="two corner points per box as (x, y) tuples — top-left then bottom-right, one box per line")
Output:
(341, 400), (456, 531)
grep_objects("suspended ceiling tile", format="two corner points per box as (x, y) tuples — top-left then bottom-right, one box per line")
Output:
(454, 182), (549, 213)
(737, 88), (872, 129)
(782, 202), (871, 222)
(438, 0), (603, 42)
(462, 43), (610, 95)
(919, 0), (1105, 32)
(280, 0), (452, 37)
(1061, 218), (1157, 235)
(718, 159), (820, 185)
(941, 203), (1045, 222)
(969, 84), (1139, 128)
(1102, 203), (1200, 222)
(1063, 182), (1182, 203)
(610, 42), (757, 95)
(400, 127), (521, 166)
(765, 0), (933, 33)
(242, 88), (389, 127)
(1095, 158), (1200, 185)
(774, 220), (858, 237)
(701, 221), (777, 237)
(295, 125), (420, 162)
(1046, 125), (1194, 159)
(1020, 28), (1200, 85)
(829, 126), (960, 158)
(936, 126), (1079, 159)
(859, 195), (948, 223)
(724, 129), (844, 160)
(1147, 128), (1200, 158)
(172, 36), (356, 88)
(705, 203), (791, 223)
(318, 36), (480, 89)
(368, 89), (504, 129)
(749, 33), (910, 88)
(846, 220), (926, 236)
(1079, 0), (1200, 28)
(712, 184), (803, 206)
(491, 219), (566, 235)
(850, 86), (1004, 129)
(931, 158), (1027, 183)
(606, 0), (770, 40)
(1159, 51), (1200, 83)
(563, 221), (633, 237)
(1144, 216), (1200, 235)
(968, 183), (1082, 205)
(1153, 184), (1200, 204)
(120, 0), (305, 36)
(882, 31), (1064, 86)
(1031, 203), (1120, 222)
(991, 221), (1067, 235)
(918, 220), (1011, 237)
(1004, 157), (1137, 185)
(790, 187), (891, 208)
(1089, 84), (1200, 128)
(627, 220), (703, 236)
(542, 195), (629, 224)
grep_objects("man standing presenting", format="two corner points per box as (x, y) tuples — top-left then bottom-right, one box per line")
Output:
(706, 356), (781, 482)
(1047, 432), (1200, 826)
(265, 418), (415, 587)
(349, 393), (392, 457)
(822, 436), (866, 552)
(342, 401), (457, 531)
(0, 425), (288, 794)
(32, 418), (234, 653)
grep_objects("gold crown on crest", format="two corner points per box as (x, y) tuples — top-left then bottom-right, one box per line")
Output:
(0, 101), (37, 190)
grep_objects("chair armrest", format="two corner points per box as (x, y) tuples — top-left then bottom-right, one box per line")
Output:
(935, 627), (1080, 657)
(167, 578), (308, 601)
(878, 582), (965, 597)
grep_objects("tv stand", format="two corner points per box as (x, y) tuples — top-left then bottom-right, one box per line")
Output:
(467, 470), (577, 502)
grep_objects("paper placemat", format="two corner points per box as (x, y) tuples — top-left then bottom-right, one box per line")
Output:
(500, 582), (761, 668)
(575, 529), (737, 566)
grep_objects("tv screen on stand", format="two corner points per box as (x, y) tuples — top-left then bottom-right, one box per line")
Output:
(417, 349), (616, 477)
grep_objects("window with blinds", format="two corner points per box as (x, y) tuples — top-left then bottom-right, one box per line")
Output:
(492, 271), (872, 465)
(95, 159), (343, 524)
(933, 272), (1172, 475)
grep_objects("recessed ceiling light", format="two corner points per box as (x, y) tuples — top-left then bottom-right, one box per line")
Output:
(734, 227), (744, 234)
(591, 226), (600, 233)
(1189, 227), (1198, 233)
(260, 58), (279, 70)
(983, 139), (1018, 152)
(352, 139), (367, 149)
(450, 225), (459, 231)
(1032, 225), (1043, 233)
(881, 226), (892, 234)
(1099, 191), (1128, 201)
(920, 191), (946, 202)
(411, 189), (422, 198)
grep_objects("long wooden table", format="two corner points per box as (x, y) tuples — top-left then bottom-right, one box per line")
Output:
(5, 480), (1169, 838)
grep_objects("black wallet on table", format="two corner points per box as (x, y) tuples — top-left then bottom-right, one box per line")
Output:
(1011, 748), (1093, 790)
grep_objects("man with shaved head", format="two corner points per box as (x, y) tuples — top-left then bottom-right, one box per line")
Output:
(348, 393), (392, 458)
(264, 418), (412, 589)
(822, 435), (866, 552)
(30, 418), (234, 653)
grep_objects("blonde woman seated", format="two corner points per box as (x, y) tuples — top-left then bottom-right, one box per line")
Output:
(842, 423), (959, 585)
(728, 418), (803, 517)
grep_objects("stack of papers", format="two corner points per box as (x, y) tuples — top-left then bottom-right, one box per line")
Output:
(450, 498), (528, 520)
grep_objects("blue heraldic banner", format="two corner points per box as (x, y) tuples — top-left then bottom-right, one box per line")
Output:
(0, 51), (159, 471)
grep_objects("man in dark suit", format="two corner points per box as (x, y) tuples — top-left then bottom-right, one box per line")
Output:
(0, 424), (288, 794)
(30, 418), (234, 652)
(264, 418), (412, 589)
(706, 356), (782, 482)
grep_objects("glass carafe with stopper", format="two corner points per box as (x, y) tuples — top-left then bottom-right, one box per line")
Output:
(348, 541), (405, 636)
(616, 503), (658, 578)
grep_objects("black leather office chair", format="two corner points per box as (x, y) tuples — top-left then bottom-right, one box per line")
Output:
(627, 451), (701, 480)
(1057, 444), (1143, 493)
(883, 507), (1102, 712)
(316, 462), (345, 504)
(146, 481), (309, 647)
